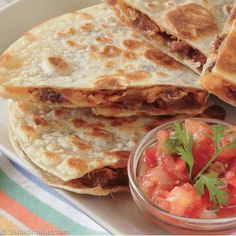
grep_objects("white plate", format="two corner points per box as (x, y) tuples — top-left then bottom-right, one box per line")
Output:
(0, 0), (236, 235)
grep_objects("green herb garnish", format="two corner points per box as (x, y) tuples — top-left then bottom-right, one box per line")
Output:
(174, 123), (194, 181)
(169, 122), (236, 208)
(193, 125), (236, 182)
(194, 172), (228, 206)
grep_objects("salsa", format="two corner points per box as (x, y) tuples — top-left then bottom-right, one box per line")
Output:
(139, 119), (236, 219)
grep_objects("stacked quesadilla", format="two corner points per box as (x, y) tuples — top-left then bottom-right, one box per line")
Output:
(201, 4), (236, 107)
(108, 0), (233, 74)
(0, 3), (228, 195)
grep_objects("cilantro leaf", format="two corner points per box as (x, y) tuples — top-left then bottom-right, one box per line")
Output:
(194, 173), (228, 206)
(193, 124), (236, 182)
(173, 123), (194, 181)
(161, 138), (179, 154)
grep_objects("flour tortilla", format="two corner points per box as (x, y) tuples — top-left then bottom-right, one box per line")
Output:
(9, 126), (127, 196)
(108, 0), (233, 74)
(200, 4), (236, 107)
(0, 4), (208, 115)
(8, 102), (225, 195)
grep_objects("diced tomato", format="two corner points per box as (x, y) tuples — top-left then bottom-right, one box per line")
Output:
(216, 137), (236, 162)
(143, 147), (157, 168)
(166, 183), (202, 218)
(185, 119), (215, 177)
(218, 206), (236, 218)
(157, 154), (189, 182)
(156, 130), (170, 156)
(175, 159), (186, 172)
(174, 159), (189, 182)
(157, 153), (175, 174)
(185, 119), (212, 141)
(156, 130), (170, 145)
(152, 188), (170, 211)
(229, 158), (236, 173)
(201, 188), (214, 210)
(228, 176), (236, 188)
(225, 171), (234, 180)
(225, 186), (236, 206)
(192, 138), (215, 177)
(225, 171), (236, 189)
(140, 167), (176, 197)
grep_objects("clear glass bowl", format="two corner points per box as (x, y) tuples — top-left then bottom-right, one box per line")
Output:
(128, 118), (236, 234)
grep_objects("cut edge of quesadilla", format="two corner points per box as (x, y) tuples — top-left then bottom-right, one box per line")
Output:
(1, 84), (209, 115)
(0, 3), (209, 114)
(200, 5), (236, 107)
(9, 125), (128, 196)
(107, 0), (232, 74)
(92, 99), (212, 117)
(8, 102), (226, 196)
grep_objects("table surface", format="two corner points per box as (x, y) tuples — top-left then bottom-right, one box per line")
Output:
(0, 0), (108, 235)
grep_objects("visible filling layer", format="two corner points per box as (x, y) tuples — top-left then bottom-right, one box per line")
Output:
(117, 1), (206, 70)
(202, 75), (236, 105)
(37, 86), (208, 111)
(66, 167), (128, 189)
(206, 34), (227, 72)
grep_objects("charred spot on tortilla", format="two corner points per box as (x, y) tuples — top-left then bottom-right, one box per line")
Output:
(72, 118), (88, 128)
(92, 127), (111, 138)
(125, 70), (150, 81)
(0, 53), (22, 69)
(48, 56), (71, 75)
(67, 157), (89, 172)
(33, 116), (48, 126)
(123, 51), (137, 60)
(95, 75), (126, 88)
(123, 39), (142, 50)
(166, 3), (218, 40)
(100, 45), (122, 57)
(80, 23), (93, 32)
(69, 135), (91, 150)
(78, 12), (94, 19)
(96, 36), (113, 43)
(144, 49), (181, 69)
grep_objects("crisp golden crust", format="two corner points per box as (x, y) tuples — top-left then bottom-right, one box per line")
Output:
(144, 49), (182, 70)
(109, 0), (233, 74)
(1, 84), (208, 117)
(166, 3), (218, 41)
(0, 4), (204, 110)
(9, 127), (128, 196)
(9, 101), (225, 183)
(201, 4), (236, 107)
(201, 72), (236, 107)
(214, 23), (236, 77)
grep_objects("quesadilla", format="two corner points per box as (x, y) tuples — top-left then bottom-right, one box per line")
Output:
(9, 129), (127, 196)
(0, 4), (208, 116)
(200, 5), (236, 107)
(8, 102), (225, 195)
(107, 0), (233, 74)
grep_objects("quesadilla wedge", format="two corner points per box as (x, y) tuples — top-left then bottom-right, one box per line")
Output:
(107, 0), (233, 74)
(8, 102), (225, 195)
(200, 5), (236, 107)
(0, 4), (208, 116)
(9, 128), (127, 196)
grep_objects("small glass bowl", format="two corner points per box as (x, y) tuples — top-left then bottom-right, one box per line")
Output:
(128, 118), (236, 234)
